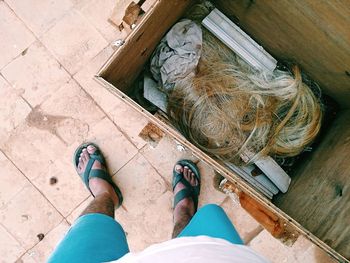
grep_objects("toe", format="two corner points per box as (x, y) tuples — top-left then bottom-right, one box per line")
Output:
(174, 164), (183, 173)
(81, 150), (88, 163)
(191, 173), (197, 186)
(87, 145), (96, 154)
(82, 148), (89, 160)
(184, 171), (190, 182)
(183, 166), (189, 177)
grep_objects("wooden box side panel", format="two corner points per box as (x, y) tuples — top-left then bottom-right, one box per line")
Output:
(275, 110), (350, 260)
(214, 0), (350, 109)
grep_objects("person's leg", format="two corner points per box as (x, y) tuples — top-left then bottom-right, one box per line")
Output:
(172, 163), (243, 244)
(48, 145), (129, 263)
(80, 192), (115, 218)
(178, 204), (244, 244)
(172, 164), (198, 238)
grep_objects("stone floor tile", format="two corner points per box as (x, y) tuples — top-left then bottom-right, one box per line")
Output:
(32, 158), (90, 217)
(113, 153), (169, 210)
(77, 0), (126, 43)
(16, 253), (37, 263)
(40, 10), (108, 74)
(115, 191), (173, 252)
(0, 76), (31, 143)
(108, 103), (149, 150)
(25, 220), (70, 262)
(70, 0), (91, 9)
(248, 230), (336, 263)
(66, 196), (93, 224)
(196, 161), (227, 207)
(220, 197), (263, 243)
(1, 124), (68, 181)
(290, 237), (337, 263)
(5, 0), (73, 37)
(73, 46), (118, 113)
(0, 183), (63, 250)
(39, 78), (105, 145)
(0, 151), (28, 209)
(0, 224), (25, 263)
(0, 2), (35, 69)
(71, 116), (139, 174)
(1, 41), (71, 107)
(140, 135), (197, 181)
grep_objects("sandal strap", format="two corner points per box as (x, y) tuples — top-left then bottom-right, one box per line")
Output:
(174, 188), (192, 207)
(83, 157), (95, 188)
(172, 160), (201, 211)
(173, 172), (192, 191)
(80, 152), (122, 206)
(82, 154), (108, 187)
(89, 169), (111, 184)
(90, 153), (106, 166)
(173, 176), (199, 209)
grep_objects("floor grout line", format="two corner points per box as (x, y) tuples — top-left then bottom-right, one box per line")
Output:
(0, 222), (25, 254)
(69, 73), (143, 150)
(112, 150), (141, 178)
(21, 217), (70, 262)
(63, 195), (90, 223)
(2, 0), (112, 101)
(138, 150), (172, 188)
(0, 149), (66, 220)
(245, 227), (264, 246)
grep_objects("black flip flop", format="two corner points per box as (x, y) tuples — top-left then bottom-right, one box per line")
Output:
(73, 142), (123, 208)
(172, 159), (201, 211)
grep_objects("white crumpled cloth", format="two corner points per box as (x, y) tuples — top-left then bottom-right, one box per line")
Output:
(150, 19), (202, 91)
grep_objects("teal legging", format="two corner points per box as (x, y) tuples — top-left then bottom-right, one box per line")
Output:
(48, 204), (243, 263)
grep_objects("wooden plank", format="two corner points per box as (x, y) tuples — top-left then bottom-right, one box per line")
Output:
(109, 0), (135, 28)
(275, 110), (350, 259)
(214, 0), (350, 109)
(100, 0), (192, 93)
(220, 179), (299, 245)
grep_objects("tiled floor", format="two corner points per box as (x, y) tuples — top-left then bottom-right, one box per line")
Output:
(0, 1), (336, 262)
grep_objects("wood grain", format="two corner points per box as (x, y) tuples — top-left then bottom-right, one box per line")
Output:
(101, 0), (192, 92)
(214, 0), (350, 109)
(275, 110), (350, 259)
(221, 179), (299, 244)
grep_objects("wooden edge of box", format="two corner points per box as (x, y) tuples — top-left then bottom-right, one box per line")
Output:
(96, 0), (191, 79)
(93, 75), (346, 262)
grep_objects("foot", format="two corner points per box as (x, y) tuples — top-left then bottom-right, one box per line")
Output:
(77, 145), (119, 206)
(173, 164), (199, 224)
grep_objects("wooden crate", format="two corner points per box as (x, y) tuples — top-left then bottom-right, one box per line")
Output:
(96, 1), (350, 262)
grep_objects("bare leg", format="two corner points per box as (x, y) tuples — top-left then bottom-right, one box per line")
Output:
(76, 145), (120, 218)
(80, 193), (115, 218)
(172, 165), (199, 238)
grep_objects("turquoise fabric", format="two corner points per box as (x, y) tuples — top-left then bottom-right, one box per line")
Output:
(178, 204), (244, 244)
(48, 213), (129, 263)
(48, 204), (243, 262)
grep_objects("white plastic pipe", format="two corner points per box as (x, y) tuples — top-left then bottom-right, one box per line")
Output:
(202, 8), (277, 73)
